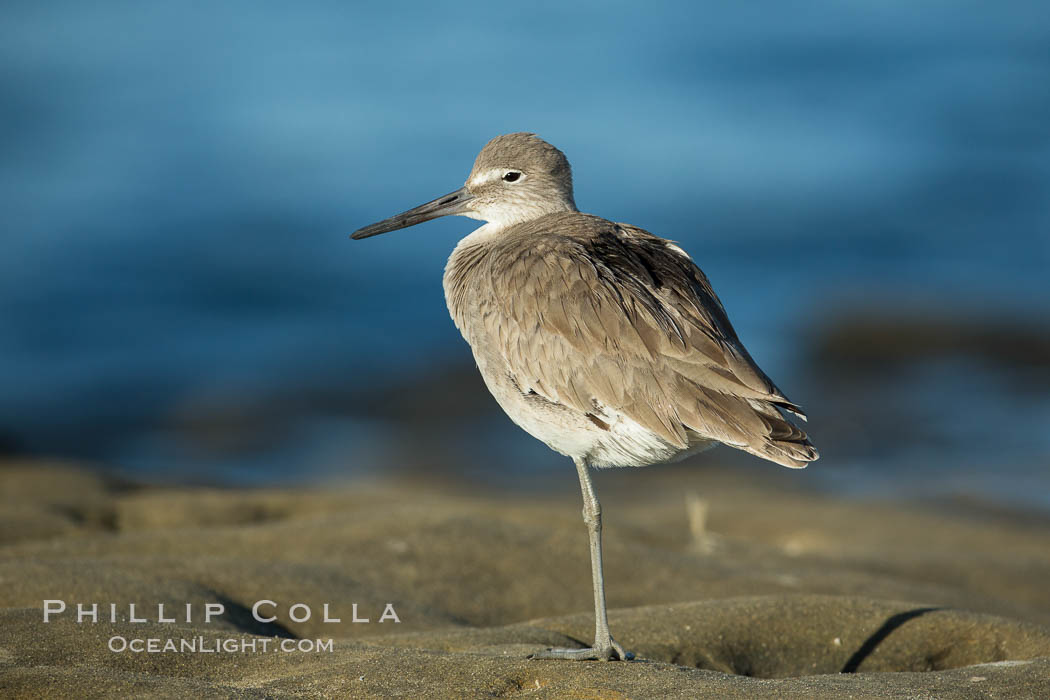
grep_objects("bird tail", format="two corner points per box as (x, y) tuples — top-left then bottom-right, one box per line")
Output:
(743, 403), (820, 469)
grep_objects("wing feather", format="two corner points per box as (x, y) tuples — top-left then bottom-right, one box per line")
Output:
(473, 214), (817, 468)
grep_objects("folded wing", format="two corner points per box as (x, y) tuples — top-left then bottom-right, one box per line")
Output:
(477, 215), (818, 468)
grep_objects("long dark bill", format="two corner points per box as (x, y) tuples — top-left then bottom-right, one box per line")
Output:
(350, 187), (474, 239)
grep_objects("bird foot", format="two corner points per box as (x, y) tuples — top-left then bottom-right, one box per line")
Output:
(529, 637), (633, 661)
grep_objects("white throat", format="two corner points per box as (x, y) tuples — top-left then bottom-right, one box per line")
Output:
(457, 220), (506, 247)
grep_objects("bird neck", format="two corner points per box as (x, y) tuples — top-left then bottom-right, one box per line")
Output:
(481, 197), (577, 231)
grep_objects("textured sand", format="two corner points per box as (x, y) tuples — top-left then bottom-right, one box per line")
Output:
(2, 459), (1049, 698)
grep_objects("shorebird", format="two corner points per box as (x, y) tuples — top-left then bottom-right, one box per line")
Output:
(352, 133), (818, 661)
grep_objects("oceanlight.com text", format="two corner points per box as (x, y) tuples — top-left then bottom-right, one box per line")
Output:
(107, 636), (335, 653)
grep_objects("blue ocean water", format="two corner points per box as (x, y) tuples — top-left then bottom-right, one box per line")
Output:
(1, 3), (1048, 505)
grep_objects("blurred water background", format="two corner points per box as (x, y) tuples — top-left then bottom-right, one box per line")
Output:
(1, 2), (1048, 508)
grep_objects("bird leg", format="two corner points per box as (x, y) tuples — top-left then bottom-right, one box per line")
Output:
(530, 458), (632, 661)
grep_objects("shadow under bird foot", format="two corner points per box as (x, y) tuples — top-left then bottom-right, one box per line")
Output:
(529, 638), (633, 662)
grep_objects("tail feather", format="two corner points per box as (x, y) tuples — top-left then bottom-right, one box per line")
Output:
(743, 402), (819, 469)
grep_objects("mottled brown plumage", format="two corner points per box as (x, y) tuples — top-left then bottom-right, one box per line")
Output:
(444, 211), (816, 468)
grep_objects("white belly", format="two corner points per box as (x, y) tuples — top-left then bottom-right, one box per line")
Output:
(470, 344), (715, 468)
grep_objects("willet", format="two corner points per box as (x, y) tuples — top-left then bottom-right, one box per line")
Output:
(352, 133), (818, 661)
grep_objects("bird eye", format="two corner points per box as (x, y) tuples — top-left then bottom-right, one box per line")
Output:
(502, 171), (521, 183)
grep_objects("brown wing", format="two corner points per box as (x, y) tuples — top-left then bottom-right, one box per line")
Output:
(478, 214), (818, 468)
